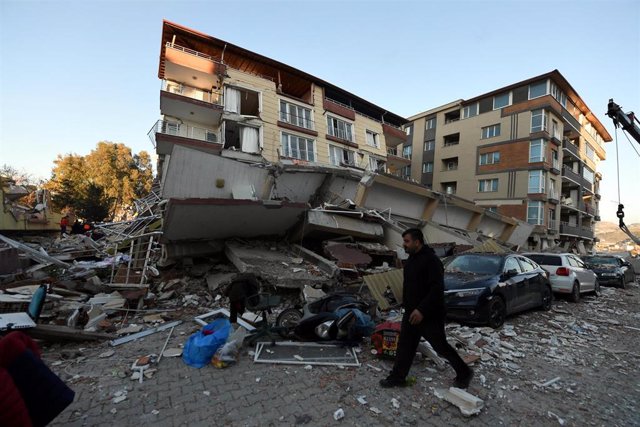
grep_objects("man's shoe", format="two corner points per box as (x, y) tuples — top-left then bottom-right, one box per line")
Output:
(453, 369), (474, 389)
(379, 376), (407, 388)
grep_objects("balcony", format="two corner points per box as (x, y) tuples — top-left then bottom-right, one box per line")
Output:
(382, 123), (407, 147)
(562, 139), (580, 160)
(148, 120), (222, 156)
(562, 165), (583, 187)
(559, 222), (594, 239)
(386, 147), (411, 169)
(548, 191), (560, 204)
(160, 80), (223, 125)
(550, 159), (561, 175)
(162, 43), (226, 92)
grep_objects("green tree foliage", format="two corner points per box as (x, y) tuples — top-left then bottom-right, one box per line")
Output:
(47, 142), (153, 221)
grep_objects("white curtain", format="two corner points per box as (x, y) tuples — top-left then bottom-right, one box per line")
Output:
(240, 127), (260, 153)
(225, 87), (241, 113)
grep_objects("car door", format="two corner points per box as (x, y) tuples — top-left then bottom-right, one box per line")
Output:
(501, 256), (525, 312)
(569, 255), (595, 291)
(517, 256), (541, 309)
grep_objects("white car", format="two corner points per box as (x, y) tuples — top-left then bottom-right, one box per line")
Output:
(522, 253), (599, 302)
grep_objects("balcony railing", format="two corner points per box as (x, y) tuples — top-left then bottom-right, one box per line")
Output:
(562, 165), (583, 184)
(162, 80), (222, 105)
(548, 191), (559, 201)
(548, 219), (558, 230)
(562, 139), (580, 158)
(328, 126), (354, 142)
(387, 148), (400, 157)
(559, 222), (594, 238)
(147, 120), (220, 148)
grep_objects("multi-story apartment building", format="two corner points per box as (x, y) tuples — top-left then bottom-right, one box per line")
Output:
(148, 20), (407, 179)
(404, 70), (611, 251)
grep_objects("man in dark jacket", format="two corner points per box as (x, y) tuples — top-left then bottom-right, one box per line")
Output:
(380, 228), (473, 389)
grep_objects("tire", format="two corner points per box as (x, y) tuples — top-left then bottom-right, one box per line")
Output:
(619, 277), (627, 289)
(540, 285), (553, 311)
(569, 282), (580, 303)
(275, 308), (303, 338)
(593, 280), (601, 297)
(487, 297), (506, 329)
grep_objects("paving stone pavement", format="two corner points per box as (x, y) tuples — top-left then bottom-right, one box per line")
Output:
(45, 279), (640, 427)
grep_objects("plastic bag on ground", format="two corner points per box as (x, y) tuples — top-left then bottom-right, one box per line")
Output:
(182, 318), (231, 368)
(211, 326), (247, 368)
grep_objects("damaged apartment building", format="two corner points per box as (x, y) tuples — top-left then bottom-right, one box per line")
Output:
(148, 20), (537, 263)
(401, 71), (610, 253)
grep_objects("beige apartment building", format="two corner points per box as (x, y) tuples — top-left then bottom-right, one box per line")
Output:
(404, 70), (611, 251)
(148, 20), (407, 180)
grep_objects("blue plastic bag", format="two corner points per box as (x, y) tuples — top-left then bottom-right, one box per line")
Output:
(334, 308), (375, 339)
(182, 318), (231, 368)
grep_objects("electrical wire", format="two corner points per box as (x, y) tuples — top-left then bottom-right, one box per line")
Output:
(615, 127), (621, 205)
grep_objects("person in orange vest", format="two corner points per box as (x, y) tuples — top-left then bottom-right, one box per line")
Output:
(59, 216), (69, 237)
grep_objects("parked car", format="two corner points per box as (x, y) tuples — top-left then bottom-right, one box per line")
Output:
(443, 253), (552, 329)
(522, 253), (599, 302)
(581, 255), (635, 288)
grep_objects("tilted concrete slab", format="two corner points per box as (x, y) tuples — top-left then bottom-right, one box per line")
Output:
(299, 210), (385, 240)
(162, 199), (308, 241)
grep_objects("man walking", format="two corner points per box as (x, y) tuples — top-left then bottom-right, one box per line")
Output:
(380, 228), (473, 389)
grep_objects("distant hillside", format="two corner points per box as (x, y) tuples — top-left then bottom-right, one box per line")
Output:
(595, 221), (640, 244)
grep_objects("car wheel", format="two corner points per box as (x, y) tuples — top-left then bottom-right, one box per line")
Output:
(275, 308), (303, 338)
(540, 285), (553, 311)
(569, 282), (580, 303)
(487, 297), (506, 329)
(594, 279), (601, 297)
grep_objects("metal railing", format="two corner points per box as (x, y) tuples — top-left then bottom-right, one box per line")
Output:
(548, 191), (559, 200)
(562, 139), (580, 157)
(548, 219), (558, 230)
(280, 111), (314, 130)
(328, 126), (354, 142)
(324, 97), (403, 130)
(147, 120), (220, 147)
(162, 80), (223, 105)
(559, 222), (594, 238)
(166, 42), (220, 63)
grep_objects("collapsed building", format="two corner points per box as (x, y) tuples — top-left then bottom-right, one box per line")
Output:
(0, 177), (63, 233)
(148, 20), (535, 267)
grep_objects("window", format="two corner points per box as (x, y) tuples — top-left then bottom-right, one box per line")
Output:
(529, 139), (545, 162)
(405, 125), (413, 135)
(504, 257), (522, 273)
(402, 145), (412, 159)
(531, 109), (547, 132)
(551, 150), (559, 169)
(327, 116), (353, 142)
(328, 145), (355, 166)
(444, 110), (460, 123)
(443, 182), (457, 194)
(401, 165), (412, 178)
(552, 119), (561, 140)
(550, 82), (567, 107)
(369, 157), (385, 172)
(585, 144), (596, 161)
(423, 162), (433, 173)
(493, 92), (511, 109)
(527, 201), (544, 225)
(487, 206), (498, 213)
(205, 130), (218, 143)
(583, 167), (594, 183)
(366, 130), (379, 148)
(443, 133), (460, 146)
(528, 81), (548, 99)
(444, 158), (458, 170)
(462, 103), (478, 119)
(481, 124), (501, 139)
(280, 100), (313, 129)
(528, 170), (546, 193)
(425, 118), (436, 130)
(518, 257), (537, 272)
(478, 179), (499, 192)
(549, 178), (557, 197)
(479, 151), (500, 165)
(424, 140), (435, 151)
(281, 133), (315, 162)
(165, 122), (180, 135)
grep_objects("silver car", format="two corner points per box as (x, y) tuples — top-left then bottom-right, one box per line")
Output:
(522, 253), (599, 302)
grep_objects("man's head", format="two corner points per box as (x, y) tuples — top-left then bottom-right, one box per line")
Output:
(402, 228), (425, 254)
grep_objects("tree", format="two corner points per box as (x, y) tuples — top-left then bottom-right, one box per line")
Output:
(46, 142), (153, 221)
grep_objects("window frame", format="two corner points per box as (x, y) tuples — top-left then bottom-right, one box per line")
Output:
(328, 144), (355, 166)
(531, 109), (547, 133)
(479, 151), (500, 165)
(528, 80), (548, 100)
(365, 129), (380, 148)
(481, 124), (501, 139)
(462, 103), (478, 119)
(529, 139), (546, 163)
(280, 132), (316, 162)
(526, 200), (544, 225)
(326, 115), (354, 142)
(423, 162), (434, 173)
(424, 140), (435, 151)
(528, 170), (546, 193)
(279, 99), (314, 130)
(425, 118), (436, 130)
(478, 178), (499, 193)
(493, 92), (512, 110)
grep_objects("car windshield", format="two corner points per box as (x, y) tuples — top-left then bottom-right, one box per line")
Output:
(584, 257), (618, 266)
(445, 255), (501, 275)
(525, 254), (562, 266)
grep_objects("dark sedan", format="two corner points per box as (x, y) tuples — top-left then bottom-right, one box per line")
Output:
(581, 255), (635, 288)
(444, 253), (552, 328)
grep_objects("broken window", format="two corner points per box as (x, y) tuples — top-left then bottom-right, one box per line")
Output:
(366, 130), (379, 148)
(281, 132), (315, 162)
(224, 86), (260, 116)
(328, 145), (355, 166)
(222, 121), (261, 153)
(368, 156), (385, 172)
(327, 116), (353, 142)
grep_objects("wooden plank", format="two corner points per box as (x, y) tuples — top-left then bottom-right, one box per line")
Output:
(26, 324), (114, 342)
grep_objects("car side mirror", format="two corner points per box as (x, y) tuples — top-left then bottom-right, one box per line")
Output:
(502, 269), (518, 279)
(622, 261), (631, 267)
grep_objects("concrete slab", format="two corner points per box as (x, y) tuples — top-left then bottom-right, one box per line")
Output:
(301, 210), (385, 240)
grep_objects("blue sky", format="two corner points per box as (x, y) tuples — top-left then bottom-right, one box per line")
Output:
(1, 0), (639, 223)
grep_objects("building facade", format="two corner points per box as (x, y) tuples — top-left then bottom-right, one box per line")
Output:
(404, 71), (611, 251)
(149, 21), (406, 180)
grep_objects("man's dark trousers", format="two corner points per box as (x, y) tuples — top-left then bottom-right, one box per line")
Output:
(390, 314), (469, 380)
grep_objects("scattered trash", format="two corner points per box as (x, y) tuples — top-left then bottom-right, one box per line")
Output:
(434, 387), (484, 417)
(357, 396), (367, 405)
(391, 398), (400, 409)
(333, 408), (344, 421)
